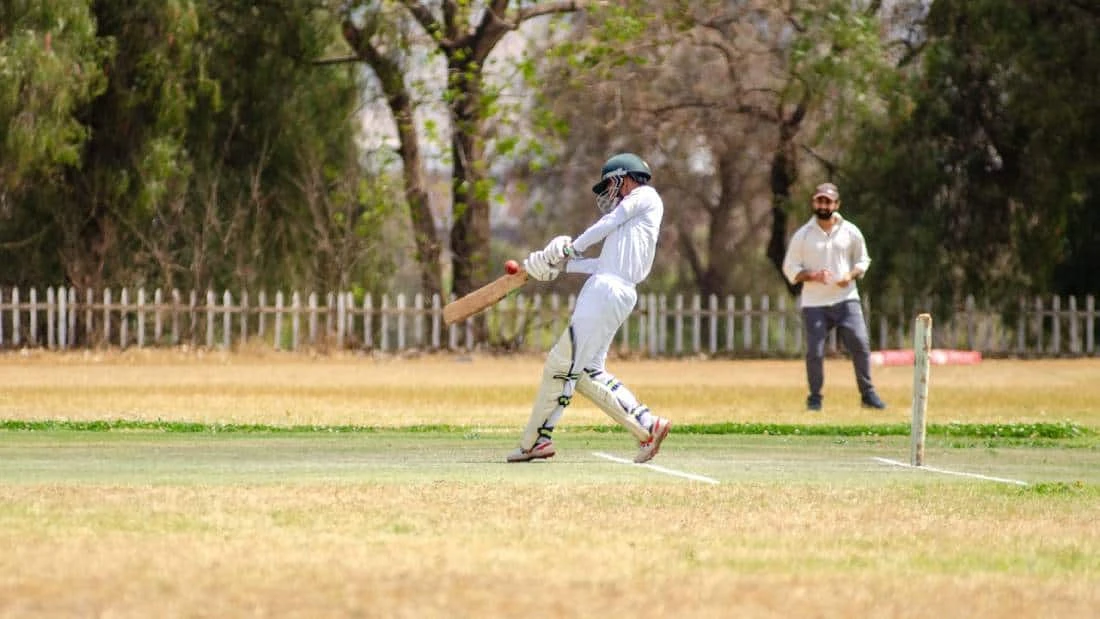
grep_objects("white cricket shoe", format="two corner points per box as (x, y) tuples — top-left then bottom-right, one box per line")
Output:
(506, 438), (556, 463)
(634, 417), (671, 463)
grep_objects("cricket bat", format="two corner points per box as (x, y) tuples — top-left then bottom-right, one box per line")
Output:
(443, 269), (528, 325)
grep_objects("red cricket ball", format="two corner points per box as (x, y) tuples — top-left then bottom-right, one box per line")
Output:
(504, 259), (520, 274)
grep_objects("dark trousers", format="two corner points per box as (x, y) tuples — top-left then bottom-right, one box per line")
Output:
(801, 300), (875, 398)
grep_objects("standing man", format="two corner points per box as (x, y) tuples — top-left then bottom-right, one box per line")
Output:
(507, 153), (671, 463)
(782, 182), (887, 412)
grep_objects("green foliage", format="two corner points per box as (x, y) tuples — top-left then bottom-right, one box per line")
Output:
(0, 0), (399, 295)
(0, 0), (108, 200)
(844, 0), (1100, 309)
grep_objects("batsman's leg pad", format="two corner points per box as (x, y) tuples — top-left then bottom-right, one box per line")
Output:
(576, 368), (652, 442)
(520, 329), (580, 450)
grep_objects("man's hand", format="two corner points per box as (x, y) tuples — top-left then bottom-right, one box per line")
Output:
(800, 269), (832, 284)
(523, 250), (561, 282)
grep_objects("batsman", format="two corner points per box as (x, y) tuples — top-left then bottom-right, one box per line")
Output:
(507, 153), (671, 464)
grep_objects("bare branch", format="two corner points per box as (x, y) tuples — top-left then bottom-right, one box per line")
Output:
(312, 55), (359, 66)
(399, 0), (445, 44)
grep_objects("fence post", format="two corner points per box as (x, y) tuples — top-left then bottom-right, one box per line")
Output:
(205, 290), (215, 349)
(463, 308), (473, 351)
(447, 295), (458, 351)
(137, 288), (146, 348)
(1068, 296), (1079, 355)
(308, 292), (318, 347)
(742, 294), (752, 352)
(364, 293), (373, 350)
(632, 295), (644, 354)
(154, 289), (163, 344)
(240, 290), (249, 348)
(431, 294), (442, 350)
(257, 291), (267, 341)
(29, 288), (38, 346)
(777, 295), (788, 353)
(292, 291), (302, 351)
(12, 288), (20, 347)
(47, 287), (56, 349)
(222, 290), (232, 350)
(674, 294), (684, 356)
(1051, 296), (1061, 356)
(85, 289), (94, 348)
(691, 295), (702, 354)
(274, 291), (284, 351)
(760, 295), (770, 355)
(325, 292), (334, 342)
(102, 289), (111, 349)
(397, 294), (407, 351)
(642, 292), (651, 356)
(380, 295), (391, 352)
(1088, 295), (1096, 355)
(189, 290), (198, 348)
(119, 288), (129, 349)
(1035, 296), (1044, 355)
(172, 289), (181, 346)
(725, 295), (735, 353)
(336, 291), (346, 350)
(57, 288), (67, 351)
(707, 294), (718, 355)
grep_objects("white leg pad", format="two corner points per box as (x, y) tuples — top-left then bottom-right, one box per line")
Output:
(519, 330), (580, 450)
(576, 369), (652, 442)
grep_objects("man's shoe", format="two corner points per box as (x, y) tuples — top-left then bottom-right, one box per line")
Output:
(807, 394), (823, 412)
(861, 393), (887, 410)
(506, 438), (556, 462)
(635, 417), (671, 463)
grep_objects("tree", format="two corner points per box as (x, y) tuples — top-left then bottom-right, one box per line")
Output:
(844, 0), (1100, 310)
(528, 0), (901, 298)
(0, 0), (108, 283)
(1, 0), (396, 297)
(337, 1), (584, 297)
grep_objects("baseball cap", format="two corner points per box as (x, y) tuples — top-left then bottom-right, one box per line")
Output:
(813, 183), (839, 201)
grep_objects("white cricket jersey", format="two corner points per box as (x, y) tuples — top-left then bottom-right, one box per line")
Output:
(782, 214), (872, 308)
(566, 185), (663, 285)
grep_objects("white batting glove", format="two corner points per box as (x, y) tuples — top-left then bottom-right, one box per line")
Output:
(542, 235), (573, 263)
(523, 250), (561, 282)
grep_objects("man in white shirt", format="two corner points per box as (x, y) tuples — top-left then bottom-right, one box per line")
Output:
(782, 182), (887, 412)
(507, 153), (671, 463)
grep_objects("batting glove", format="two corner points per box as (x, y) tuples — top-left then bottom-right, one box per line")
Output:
(523, 250), (561, 282)
(542, 235), (573, 263)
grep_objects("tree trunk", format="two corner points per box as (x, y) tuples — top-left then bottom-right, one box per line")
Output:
(767, 104), (806, 297)
(447, 60), (491, 297)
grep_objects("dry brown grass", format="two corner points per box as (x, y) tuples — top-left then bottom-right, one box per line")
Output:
(0, 482), (1096, 618)
(0, 352), (1098, 618)
(2, 350), (1098, 427)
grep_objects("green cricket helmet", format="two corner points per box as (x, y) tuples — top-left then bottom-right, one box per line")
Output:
(591, 153), (652, 194)
(592, 153), (652, 212)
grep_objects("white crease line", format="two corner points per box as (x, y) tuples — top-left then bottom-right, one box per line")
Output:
(592, 452), (720, 485)
(872, 457), (1029, 486)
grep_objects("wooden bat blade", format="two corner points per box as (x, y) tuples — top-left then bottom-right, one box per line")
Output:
(443, 270), (529, 325)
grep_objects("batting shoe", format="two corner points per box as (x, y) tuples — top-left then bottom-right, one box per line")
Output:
(506, 438), (556, 463)
(634, 417), (671, 463)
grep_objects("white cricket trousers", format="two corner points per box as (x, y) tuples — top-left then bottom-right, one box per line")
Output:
(520, 273), (651, 449)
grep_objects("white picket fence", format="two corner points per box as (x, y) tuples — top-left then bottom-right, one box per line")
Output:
(0, 287), (1095, 357)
